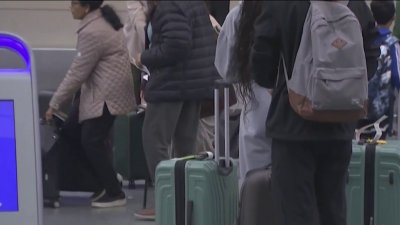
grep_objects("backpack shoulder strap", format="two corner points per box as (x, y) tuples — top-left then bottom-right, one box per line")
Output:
(384, 34), (398, 47)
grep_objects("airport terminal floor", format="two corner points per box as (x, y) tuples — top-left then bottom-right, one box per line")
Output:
(44, 181), (155, 225)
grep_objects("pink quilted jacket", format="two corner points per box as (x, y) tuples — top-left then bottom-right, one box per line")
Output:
(50, 9), (135, 122)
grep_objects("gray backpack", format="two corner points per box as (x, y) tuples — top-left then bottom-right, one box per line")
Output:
(282, 1), (368, 122)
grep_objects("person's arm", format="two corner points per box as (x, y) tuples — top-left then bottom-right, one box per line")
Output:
(350, 1), (380, 80)
(250, 2), (280, 89)
(141, 2), (192, 68)
(124, 1), (147, 67)
(391, 42), (400, 90)
(215, 6), (240, 81)
(362, 19), (380, 80)
(49, 31), (102, 110)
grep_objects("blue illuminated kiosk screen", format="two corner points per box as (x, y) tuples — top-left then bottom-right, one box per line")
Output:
(0, 100), (18, 212)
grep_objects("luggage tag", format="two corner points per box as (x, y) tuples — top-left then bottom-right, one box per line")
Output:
(366, 139), (387, 145)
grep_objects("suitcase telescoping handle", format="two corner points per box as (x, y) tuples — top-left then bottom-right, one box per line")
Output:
(214, 79), (231, 168)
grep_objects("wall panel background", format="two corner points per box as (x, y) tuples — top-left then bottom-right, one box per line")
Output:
(0, 1), (128, 48)
(0, 1), (243, 48)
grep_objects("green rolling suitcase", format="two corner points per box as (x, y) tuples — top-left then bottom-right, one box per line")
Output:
(155, 80), (238, 225)
(113, 107), (148, 182)
(346, 119), (400, 225)
(113, 113), (131, 179)
(346, 142), (365, 225)
(113, 106), (150, 207)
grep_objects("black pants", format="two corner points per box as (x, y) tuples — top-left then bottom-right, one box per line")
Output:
(61, 102), (121, 196)
(271, 139), (352, 225)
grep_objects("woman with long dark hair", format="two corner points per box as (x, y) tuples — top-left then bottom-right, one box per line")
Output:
(45, 0), (135, 208)
(215, 1), (272, 186)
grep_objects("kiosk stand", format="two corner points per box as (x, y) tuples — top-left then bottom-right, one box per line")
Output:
(0, 32), (42, 225)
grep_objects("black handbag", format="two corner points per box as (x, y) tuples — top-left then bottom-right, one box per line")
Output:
(39, 113), (66, 154)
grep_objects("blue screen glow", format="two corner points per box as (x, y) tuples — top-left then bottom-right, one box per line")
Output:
(0, 100), (18, 212)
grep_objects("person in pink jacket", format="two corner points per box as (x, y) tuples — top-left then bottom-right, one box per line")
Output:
(123, 1), (158, 105)
(124, 1), (149, 70)
(45, 0), (135, 208)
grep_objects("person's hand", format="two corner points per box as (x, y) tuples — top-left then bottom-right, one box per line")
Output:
(45, 107), (56, 122)
(140, 90), (147, 105)
(135, 53), (142, 68)
(140, 90), (144, 99)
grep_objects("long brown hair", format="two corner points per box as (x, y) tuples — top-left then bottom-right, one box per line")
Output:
(233, 1), (262, 107)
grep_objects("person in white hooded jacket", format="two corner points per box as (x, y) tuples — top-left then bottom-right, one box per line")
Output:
(215, 1), (272, 187)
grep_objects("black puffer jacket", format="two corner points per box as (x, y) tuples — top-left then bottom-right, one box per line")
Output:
(141, 1), (219, 102)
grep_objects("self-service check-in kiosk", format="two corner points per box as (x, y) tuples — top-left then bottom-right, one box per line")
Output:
(0, 32), (42, 225)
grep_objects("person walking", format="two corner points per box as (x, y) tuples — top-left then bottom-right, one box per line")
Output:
(46, 0), (135, 208)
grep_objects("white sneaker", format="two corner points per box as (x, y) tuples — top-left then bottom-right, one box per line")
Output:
(91, 192), (127, 208)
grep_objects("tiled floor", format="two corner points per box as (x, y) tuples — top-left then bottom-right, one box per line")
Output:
(44, 182), (155, 225)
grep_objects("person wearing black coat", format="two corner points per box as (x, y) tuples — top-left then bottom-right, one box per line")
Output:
(251, 1), (379, 225)
(134, 1), (219, 220)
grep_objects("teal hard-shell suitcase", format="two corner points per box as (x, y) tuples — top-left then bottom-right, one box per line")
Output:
(156, 159), (238, 225)
(347, 138), (400, 225)
(346, 142), (365, 225)
(155, 80), (239, 225)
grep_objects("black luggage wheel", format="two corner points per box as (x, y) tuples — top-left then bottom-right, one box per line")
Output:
(128, 179), (136, 189)
(44, 198), (60, 208)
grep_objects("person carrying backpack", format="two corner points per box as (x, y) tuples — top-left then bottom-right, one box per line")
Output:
(251, 1), (379, 225)
(358, 0), (400, 139)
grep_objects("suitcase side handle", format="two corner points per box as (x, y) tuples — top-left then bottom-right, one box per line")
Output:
(355, 115), (387, 144)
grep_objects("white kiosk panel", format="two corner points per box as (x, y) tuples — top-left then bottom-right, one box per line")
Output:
(0, 33), (42, 225)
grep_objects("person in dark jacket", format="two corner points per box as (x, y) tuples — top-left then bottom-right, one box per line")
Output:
(134, 1), (219, 220)
(251, 1), (379, 225)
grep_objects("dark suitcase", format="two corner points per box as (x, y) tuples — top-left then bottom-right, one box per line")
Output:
(237, 168), (280, 225)
(113, 106), (149, 183)
(40, 99), (111, 207)
(113, 106), (150, 208)
(40, 114), (65, 208)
